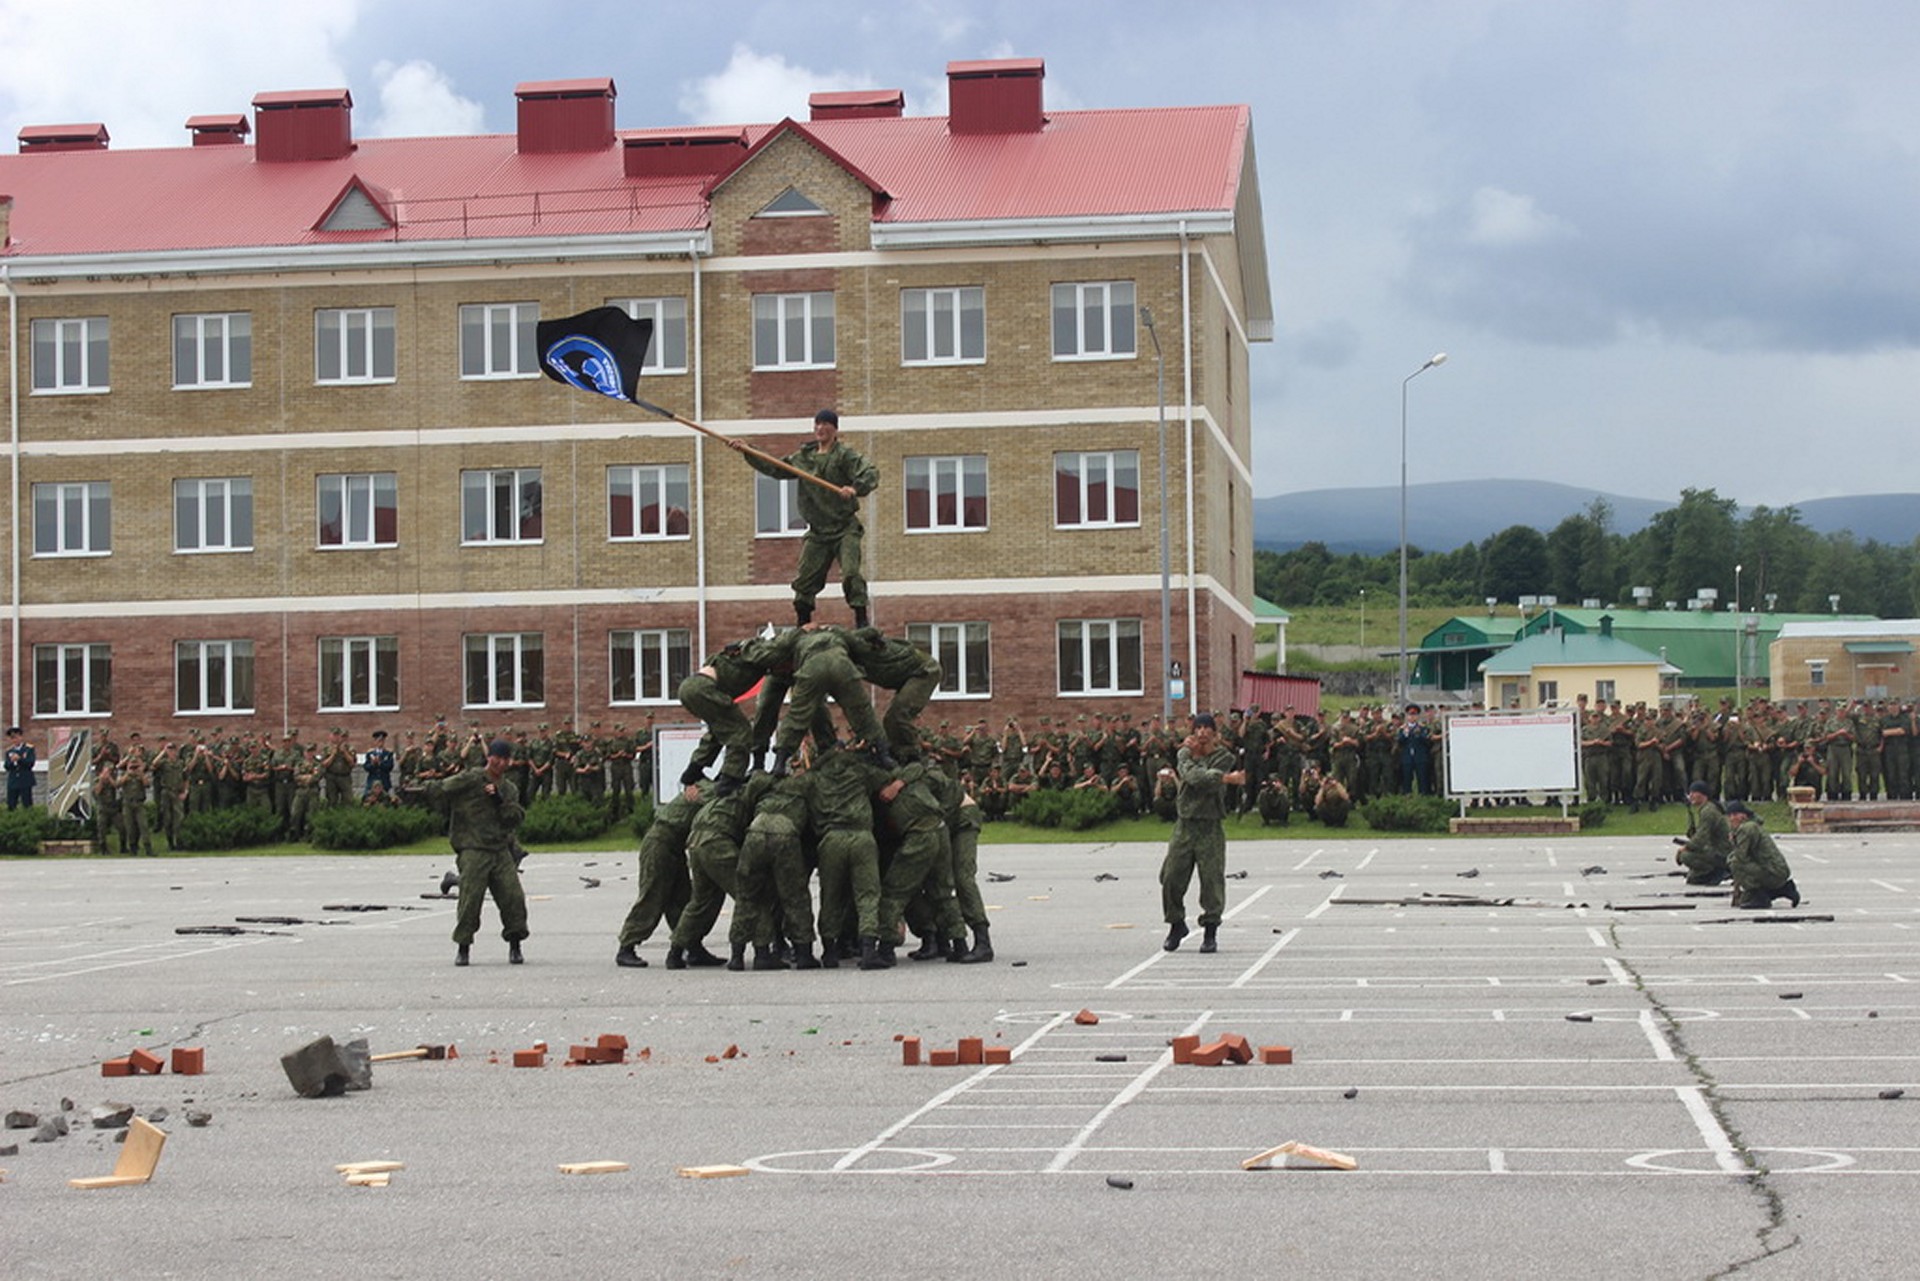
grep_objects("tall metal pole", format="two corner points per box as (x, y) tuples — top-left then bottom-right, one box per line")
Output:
(1734, 562), (1745, 709)
(1399, 353), (1447, 704)
(1144, 308), (1172, 724)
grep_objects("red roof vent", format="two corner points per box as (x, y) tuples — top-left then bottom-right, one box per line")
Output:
(514, 77), (616, 154)
(946, 58), (1044, 135)
(17, 123), (110, 154)
(186, 114), (251, 147)
(809, 90), (906, 122)
(252, 89), (353, 163)
(623, 129), (749, 179)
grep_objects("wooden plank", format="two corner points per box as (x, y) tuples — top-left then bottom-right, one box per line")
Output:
(69, 1174), (154, 1189)
(336, 1160), (405, 1174)
(1243, 1140), (1357, 1171)
(345, 1172), (391, 1186)
(558, 1160), (630, 1175)
(676, 1164), (750, 1179)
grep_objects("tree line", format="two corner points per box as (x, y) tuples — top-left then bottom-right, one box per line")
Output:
(1256, 489), (1920, 617)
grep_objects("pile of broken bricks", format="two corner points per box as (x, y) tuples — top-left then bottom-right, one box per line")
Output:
(898, 1034), (1013, 1067)
(102, 1045), (205, 1077)
(1171, 1033), (1294, 1067)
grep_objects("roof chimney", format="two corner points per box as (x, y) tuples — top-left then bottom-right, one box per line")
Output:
(186, 114), (251, 147)
(1599, 614), (1614, 638)
(809, 90), (906, 122)
(946, 58), (1045, 135)
(252, 89), (353, 163)
(0, 195), (11, 248)
(17, 123), (109, 154)
(623, 129), (749, 179)
(515, 78), (616, 153)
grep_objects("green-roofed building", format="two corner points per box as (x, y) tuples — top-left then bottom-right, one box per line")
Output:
(1411, 615), (1524, 694)
(1511, 607), (1873, 689)
(1478, 620), (1673, 710)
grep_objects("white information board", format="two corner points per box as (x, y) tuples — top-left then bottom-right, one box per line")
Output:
(651, 723), (708, 796)
(1443, 709), (1580, 796)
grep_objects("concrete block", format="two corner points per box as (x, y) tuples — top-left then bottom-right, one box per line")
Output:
(901, 1036), (921, 1067)
(956, 1037), (984, 1065)
(170, 1047), (205, 1075)
(280, 1036), (359, 1097)
(1170, 1035), (1200, 1064)
(339, 1038), (372, 1091)
(1260, 1046), (1294, 1065)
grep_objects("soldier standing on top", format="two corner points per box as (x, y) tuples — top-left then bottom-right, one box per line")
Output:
(731, 408), (879, 627)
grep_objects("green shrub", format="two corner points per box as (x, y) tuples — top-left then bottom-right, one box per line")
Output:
(519, 794), (612, 844)
(1012, 787), (1118, 830)
(1360, 793), (1453, 832)
(174, 803), (283, 852)
(1576, 801), (1608, 829)
(0, 806), (53, 856)
(309, 803), (441, 850)
(629, 792), (655, 841)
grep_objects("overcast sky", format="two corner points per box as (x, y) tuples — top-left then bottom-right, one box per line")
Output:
(4, 0), (1916, 509)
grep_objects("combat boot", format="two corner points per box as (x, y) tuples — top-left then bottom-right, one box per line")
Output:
(857, 936), (893, 970)
(770, 749), (793, 779)
(853, 606), (869, 628)
(1782, 878), (1802, 908)
(792, 948), (822, 970)
(1163, 920), (1189, 952)
(952, 924), (993, 964)
(727, 942), (747, 972)
(684, 942), (726, 967)
(508, 941), (524, 965)
(752, 943), (788, 971)
(455, 944), (470, 967)
(614, 944), (647, 969)
(819, 938), (840, 969)
(908, 935), (944, 961)
(1199, 925), (1218, 954)
(665, 946), (688, 970)
(794, 601), (813, 626)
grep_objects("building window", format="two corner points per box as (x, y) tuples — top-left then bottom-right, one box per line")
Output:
(319, 637), (400, 712)
(610, 629), (692, 704)
(755, 474), (806, 537)
(609, 464), (690, 541)
(752, 292), (834, 369)
(1808, 663), (1827, 688)
(172, 313), (251, 388)
(460, 302), (539, 379)
(30, 317), (110, 393)
(1595, 679), (1616, 703)
(609, 297), (689, 373)
(1058, 619), (1143, 696)
(174, 478), (254, 554)
(34, 643), (111, 717)
(315, 307), (396, 384)
(904, 456), (987, 532)
(465, 633), (544, 708)
(1055, 451), (1140, 528)
(902, 286), (985, 365)
(32, 482), (111, 557)
(318, 473), (398, 548)
(907, 622), (991, 698)
(461, 469), (542, 544)
(1051, 281), (1135, 360)
(177, 640), (255, 715)
(1537, 680), (1559, 706)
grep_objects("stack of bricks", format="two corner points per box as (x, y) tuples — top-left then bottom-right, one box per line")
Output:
(900, 1035), (1012, 1067)
(567, 1034), (628, 1066)
(101, 1047), (173, 1078)
(1170, 1033), (1292, 1066)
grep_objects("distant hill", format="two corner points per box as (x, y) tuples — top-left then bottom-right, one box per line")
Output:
(1252, 480), (1920, 554)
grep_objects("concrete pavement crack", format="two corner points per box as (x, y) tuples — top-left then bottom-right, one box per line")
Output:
(1607, 924), (1800, 1278)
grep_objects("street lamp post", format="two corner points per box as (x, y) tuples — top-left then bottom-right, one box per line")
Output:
(1359, 587), (1367, 651)
(1734, 563), (1744, 708)
(1399, 353), (1448, 704)
(1143, 308), (1172, 724)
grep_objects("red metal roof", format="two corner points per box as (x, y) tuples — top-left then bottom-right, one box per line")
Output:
(0, 102), (1252, 258)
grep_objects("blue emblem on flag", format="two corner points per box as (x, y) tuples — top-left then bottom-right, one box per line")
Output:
(543, 336), (625, 400)
(536, 307), (654, 405)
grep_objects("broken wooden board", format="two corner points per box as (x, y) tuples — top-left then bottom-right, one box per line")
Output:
(559, 1160), (631, 1175)
(1242, 1141), (1358, 1171)
(336, 1160), (405, 1175)
(345, 1172), (391, 1187)
(70, 1116), (167, 1189)
(676, 1164), (750, 1179)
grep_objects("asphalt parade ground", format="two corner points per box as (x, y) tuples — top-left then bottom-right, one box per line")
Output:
(4, 830), (1918, 1279)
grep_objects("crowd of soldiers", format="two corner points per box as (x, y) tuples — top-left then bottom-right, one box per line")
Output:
(81, 718), (658, 855)
(1576, 693), (1920, 809)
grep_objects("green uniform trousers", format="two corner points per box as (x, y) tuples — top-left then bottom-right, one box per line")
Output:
(1160, 817), (1226, 928)
(452, 846), (529, 945)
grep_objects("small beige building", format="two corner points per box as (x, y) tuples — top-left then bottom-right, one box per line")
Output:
(1770, 621), (1920, 702)
(1478, 627), (1669, 710)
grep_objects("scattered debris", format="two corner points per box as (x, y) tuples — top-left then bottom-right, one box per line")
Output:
(1095, 1054), (1129, 1063)
(677, 1164), (750, 1179)
(5, 1110), (38, 1130)
(580, 877), (601, 889)
(1106, 1175), (1134, 1190)
(1226, 870), (1248, 880)
(1586, 977), (1607, 986)
(559, 1161), (629, 1175)
(1093, 872), (1119, 882)
(1318, 869), (1344, 879)
(176, 925), (285, 936)
(1342, 1088), (1358, 1099)
(1566, 1013), (1594, 1023)
(280, 1035), (372, 1098)
(985, 872), (1016, 883)
(1580, 866), (1608, 876)
(90, 1104), (134, 1130)
(235, 916), (319, 925)
(1243, 1141), (1357, 1171)
(1010, 961), (1027, 968)
(1779, 992), (1804, 1001)
(1073, 1009), (1100, 1026)
(31, 1116), (68, 1143)
(1697, 914), (1835, 926)
(1880, 1089), (1906, 1100)
(1608, 904), (1695, 912)
(186, 1110), (212, 1128)
(1457, 868), (1480, 879)
(337, 1160), (403, 1176)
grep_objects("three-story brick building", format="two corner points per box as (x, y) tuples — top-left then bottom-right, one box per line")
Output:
(0, 57), (1271, 744)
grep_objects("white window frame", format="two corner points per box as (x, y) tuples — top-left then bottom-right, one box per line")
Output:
(172, 312), (252, 389)
(317, 473), (398, 549)
(174, 477), (254, 554)
(608, 297), (690, 374)
(464, 632), (545, 709)
(176, 639), (255, 716)
(461, 468), (543, 545)
(754, 474), (807, 538)
(1051, 281), (1136, 361)
(902, 286), (985, 365)
(904, 455), (988, 533)
(907, 622), (992, 698)
(752, 291), (835, 369)
(1594, 679), (1617, 703)
(459, 301), (540, 379)
(33, 642), (111, 717)
(319, 636), (400, 712)
(30, 316), (110, 394)
(314, 307), (396, 385)
(32, 481), (111, 557)
(1057, 619), (1144, 697)
(1054, 450), (1141, 529)
(608, 464), (691, 542)
(610, 628), (693, 705)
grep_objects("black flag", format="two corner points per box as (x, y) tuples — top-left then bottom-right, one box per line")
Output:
(536, 306), (654, 405)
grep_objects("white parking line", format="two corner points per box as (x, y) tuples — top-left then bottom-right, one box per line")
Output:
(1043, 1010), (1212, 1173)
(1676, 1086), (1747, 1173)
